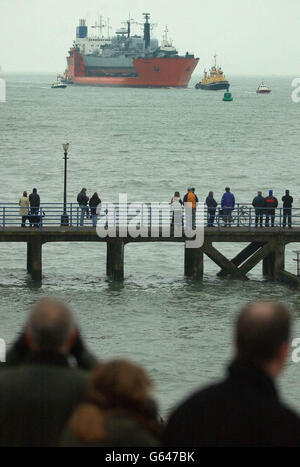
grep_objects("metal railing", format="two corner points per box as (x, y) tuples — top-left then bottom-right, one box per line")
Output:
(0, 203), (298, 233)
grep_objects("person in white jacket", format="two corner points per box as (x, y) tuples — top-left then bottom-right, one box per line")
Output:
(170, 191), (183, 227)
(19, 191), (30, 227)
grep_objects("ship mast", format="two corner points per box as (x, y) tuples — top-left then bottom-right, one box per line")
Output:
(91, 15), (107, 38)
(162, 25), (171, 46)
(122, 15), (136, 38)
(143, 13), (151, 49)
(214, 54), (217, 68)
(107, 18), (111, 38)
(163, 25), (168, 42)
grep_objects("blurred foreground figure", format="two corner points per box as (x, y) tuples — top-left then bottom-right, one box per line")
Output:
(61, 359), (160, 447)
(164, 301), (300, 447)
(0, 297), (97, 447)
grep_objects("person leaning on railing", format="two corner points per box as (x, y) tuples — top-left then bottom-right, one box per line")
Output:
(19, 191), (30, 228)
(205, 191), (217, 227)
(29, 188), (40, 228)
(282, 190), (293, 229)
(89, 192), (101, 227)
(77, 188), (89, 227)
(183, 188), (198, 229)
(252, 191), (265, 228)
(264, 190), (278, 228)
(221, 187), (235, 227)
(170, 191), (183, 227)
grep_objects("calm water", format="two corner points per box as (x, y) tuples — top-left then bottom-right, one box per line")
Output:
(0, 72), (300, 414)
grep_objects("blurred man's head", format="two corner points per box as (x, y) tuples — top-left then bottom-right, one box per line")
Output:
(225, 187), (230, 192)
(26, 298), (76, 355)
(235, 301), (292, 378)
(258, 191), (262, 196)
(286, 190), (290, 195)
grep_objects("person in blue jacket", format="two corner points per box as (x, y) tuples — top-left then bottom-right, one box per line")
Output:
(221, 187), (235, 227)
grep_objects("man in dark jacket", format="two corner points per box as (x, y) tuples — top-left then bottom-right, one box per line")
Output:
(221, 187), (235, 227)
(264, 190), (278, 227)
(0, 297), (98, 446)
(163, 301), (300, 447)
(29, 188), (40, 227)
(77, 188), (89, 226)
(282, 190), (293, 228)
(252, 191), (265, 228)
(205, 191), (217, 227)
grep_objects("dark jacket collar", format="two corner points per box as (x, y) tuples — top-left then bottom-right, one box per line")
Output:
(25, 350), (70, 367)
(228, 357), (278, 399)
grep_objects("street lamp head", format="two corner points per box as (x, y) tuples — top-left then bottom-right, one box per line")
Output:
(62, 142), (69, 152)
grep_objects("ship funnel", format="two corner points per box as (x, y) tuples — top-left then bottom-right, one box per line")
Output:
(127, 20), (131, 38)
(76, 19), (87, 38)
(143, 13), (150, 49)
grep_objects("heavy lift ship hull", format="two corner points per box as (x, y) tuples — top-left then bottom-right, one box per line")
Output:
(67, 51), (199, 87)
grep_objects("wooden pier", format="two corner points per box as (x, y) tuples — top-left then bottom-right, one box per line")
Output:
(0, 226), (300, 287)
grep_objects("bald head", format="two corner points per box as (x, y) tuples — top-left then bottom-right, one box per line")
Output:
(27, 298), (75, 353)
(235, 301), (291, 366)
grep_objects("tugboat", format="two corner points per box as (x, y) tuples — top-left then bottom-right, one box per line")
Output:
(51, 80), (67, 89)
(195, 54), (229, 90)
(256, 82), (271, 94)
(57, 69), (73, 85)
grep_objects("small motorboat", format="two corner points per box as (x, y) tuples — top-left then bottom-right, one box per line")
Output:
(256, 82), (271, 94)
(51, 81), (67, 89)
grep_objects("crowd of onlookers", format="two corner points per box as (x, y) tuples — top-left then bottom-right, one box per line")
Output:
(171, 187), (294, 228)
(18, 188), (102, 227)
(18, 187), (294, 229)
(0, 297), (300, 446)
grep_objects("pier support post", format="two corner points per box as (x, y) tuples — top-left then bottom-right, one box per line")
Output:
(184, 242), (204, 279)
(263, 242), (285, 280)
(27, 242), (32, 274)
(28, 239), (42, 281)
(106, 240), (124, 281)
(263, 252), (273, 277)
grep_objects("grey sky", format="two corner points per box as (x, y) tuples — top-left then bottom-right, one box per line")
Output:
(1, 0), (299, 75)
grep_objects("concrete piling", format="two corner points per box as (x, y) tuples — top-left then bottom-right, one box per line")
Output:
(184, 242), (204, 279)
(27, 239), (42, 281)
(106, 240), (124, 281)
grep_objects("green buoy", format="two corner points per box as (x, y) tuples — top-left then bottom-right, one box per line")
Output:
(223, 86), (233, 101)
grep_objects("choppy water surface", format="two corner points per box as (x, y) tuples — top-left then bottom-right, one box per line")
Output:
(0, 73), (300, 414)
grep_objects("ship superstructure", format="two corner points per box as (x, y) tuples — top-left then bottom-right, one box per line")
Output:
(67, 14), (199, 87)
(195, 54), (229, 90)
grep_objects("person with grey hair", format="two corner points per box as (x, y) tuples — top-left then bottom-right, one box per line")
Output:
(0, 297), (98, 446)
(164, 301), (300, 447)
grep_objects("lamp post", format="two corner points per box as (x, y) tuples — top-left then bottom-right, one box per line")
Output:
(61, 142), (69, 226)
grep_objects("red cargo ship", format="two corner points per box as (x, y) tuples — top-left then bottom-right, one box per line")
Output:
(66, 14), (199, 88)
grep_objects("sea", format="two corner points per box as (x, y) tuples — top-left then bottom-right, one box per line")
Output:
(0, 72), (300, 415)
